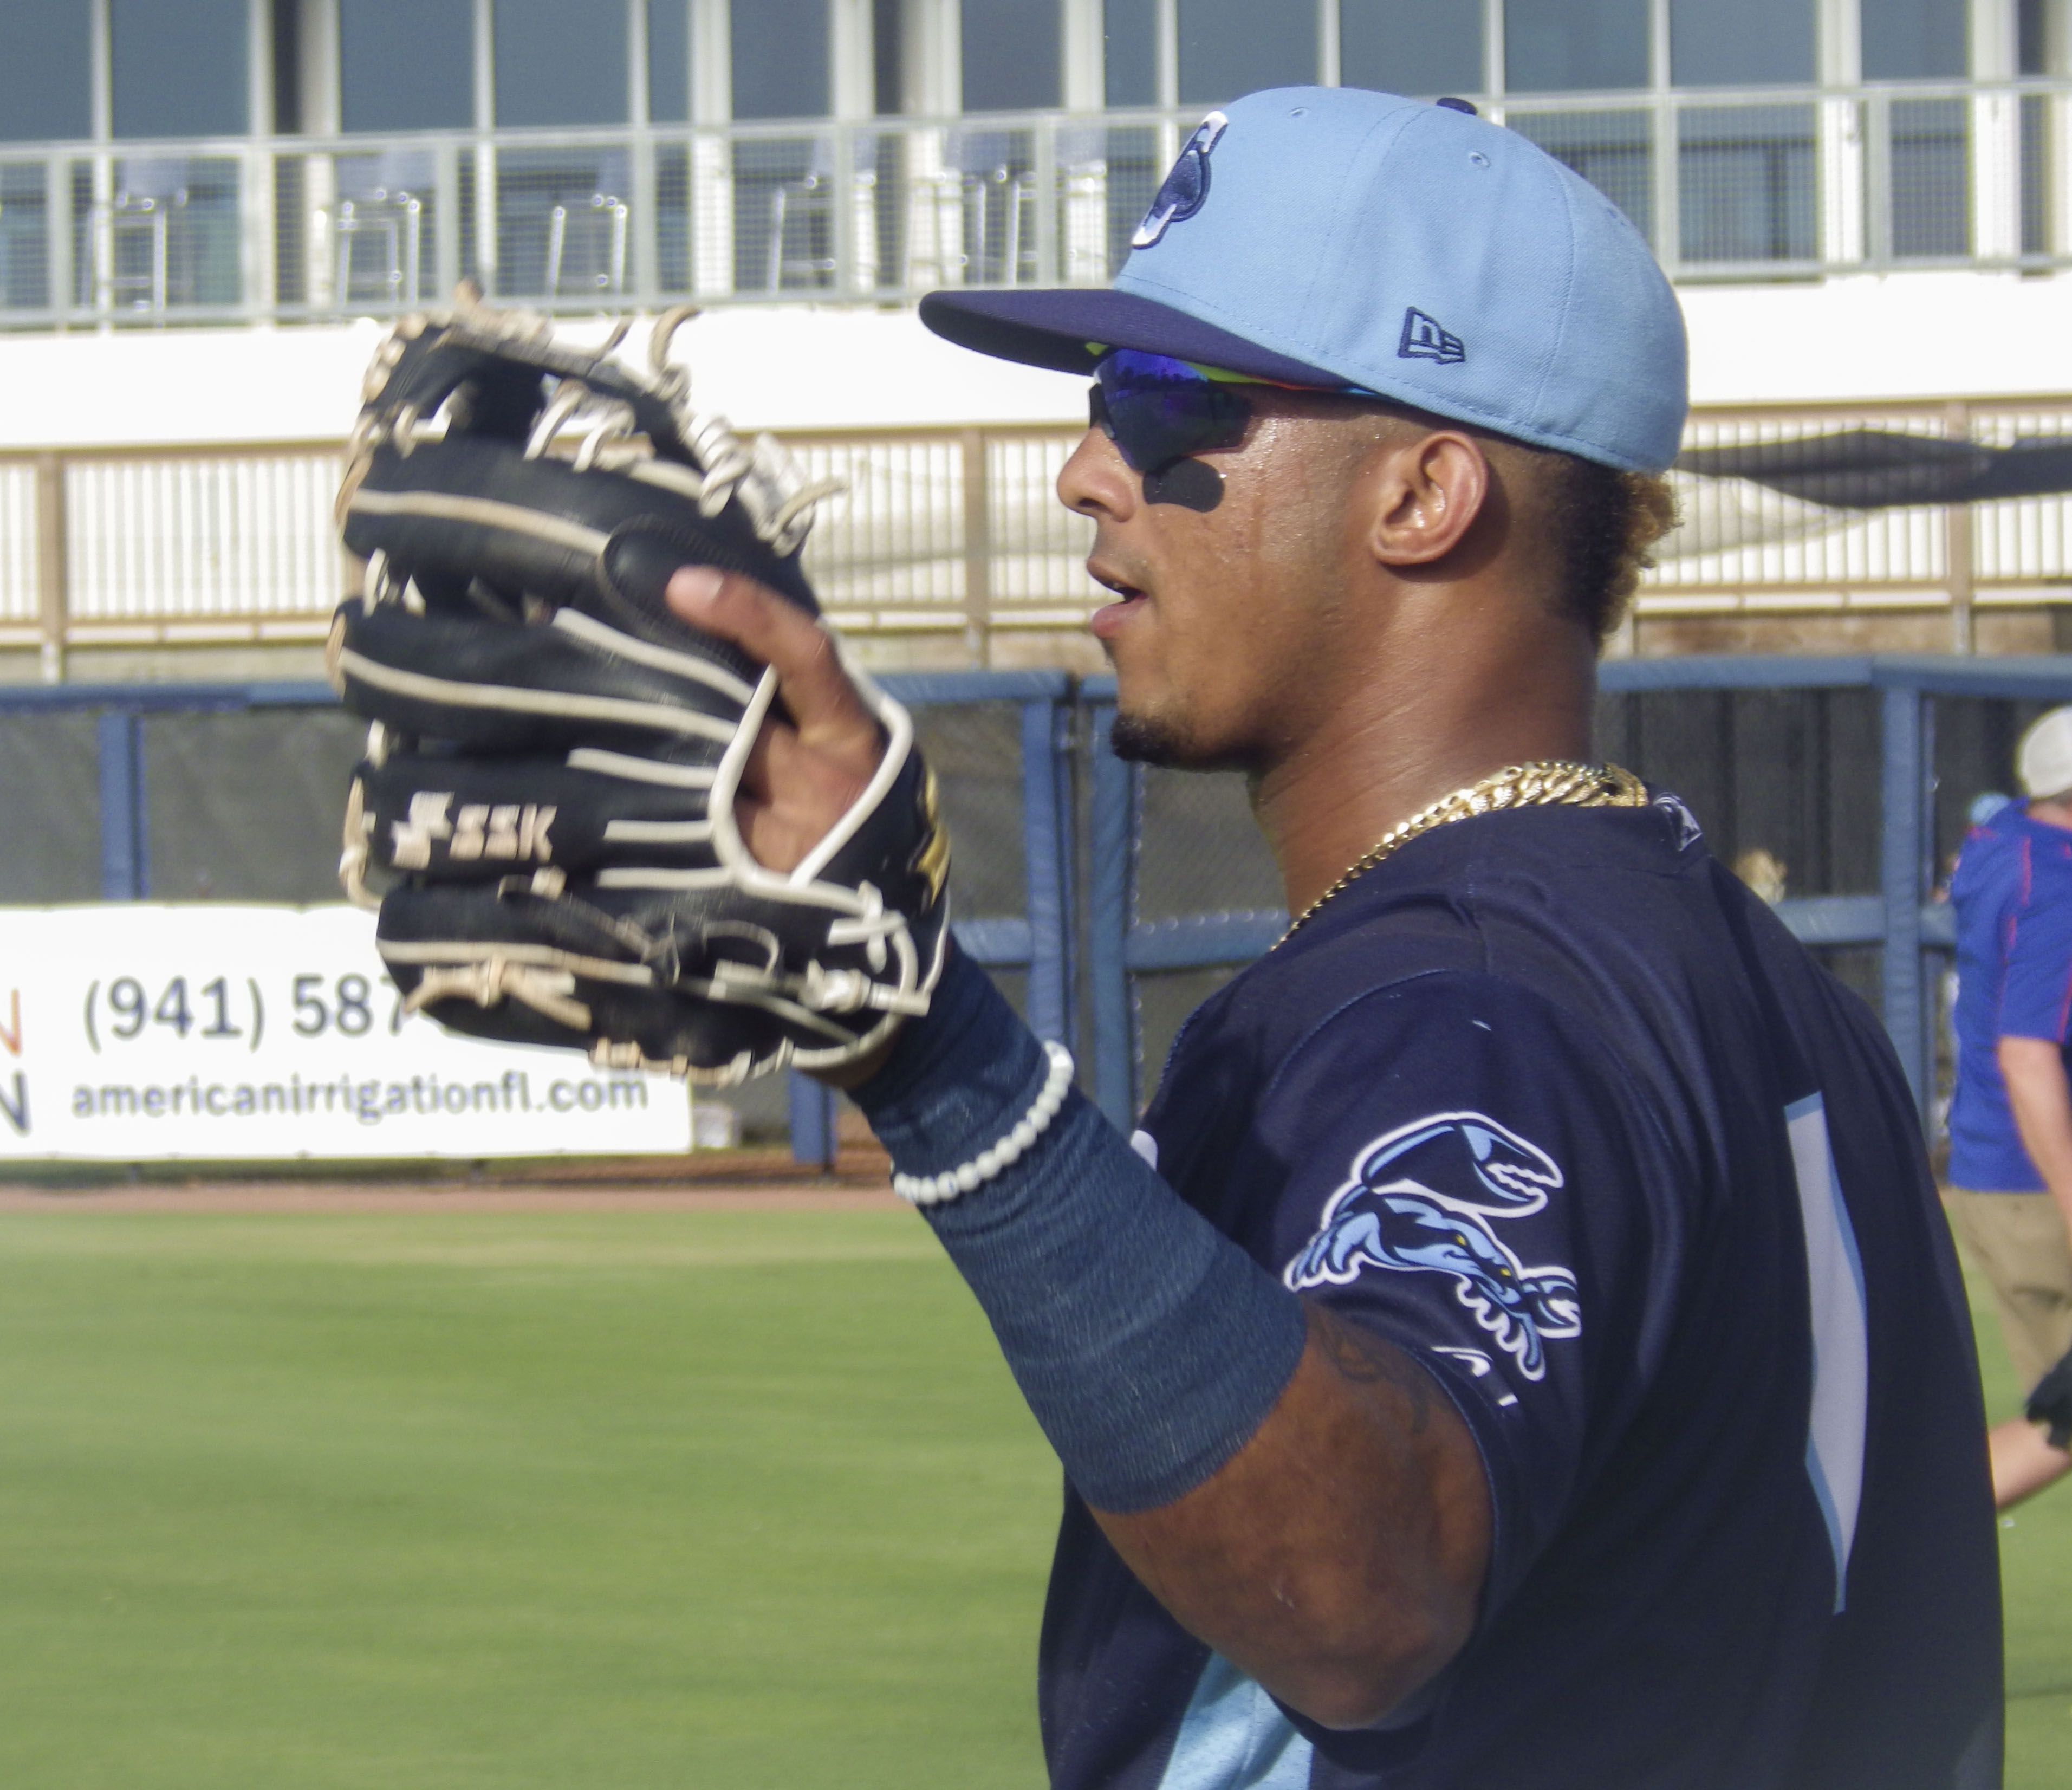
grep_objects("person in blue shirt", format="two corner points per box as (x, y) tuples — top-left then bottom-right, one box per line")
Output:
(1948, 705), (2072, 1507)
(665, 88), (1998, 1788)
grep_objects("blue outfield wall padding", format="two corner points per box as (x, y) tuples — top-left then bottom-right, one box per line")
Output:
(1600, 655), (1876, 692)
(1087, 701), (1136, 1130)
(0, 680), (335, 715)
(1125, 912), (1288, 972)
(1880, 686), (1929, 1115)
(1870, 655), (2072, 699)
(39, 657), (2072, 1152)
(953, 918), (1037, 964)
(1021, 698), (1070, 1044)
(787, 1072), (839, 1169)
(879, 670), (1071, 705)
(1770, 895), (1885, 949)
(95, 710), (147, 900)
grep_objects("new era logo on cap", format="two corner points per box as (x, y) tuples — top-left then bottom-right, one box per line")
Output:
(1399, 308), (1465, 365)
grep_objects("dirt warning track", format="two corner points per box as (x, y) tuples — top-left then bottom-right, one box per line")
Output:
(0, 1147), (902, 1212)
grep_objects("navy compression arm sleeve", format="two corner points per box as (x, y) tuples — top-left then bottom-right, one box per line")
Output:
(854, 949), (1309, 1512)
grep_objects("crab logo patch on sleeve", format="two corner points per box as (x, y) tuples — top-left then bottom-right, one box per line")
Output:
(1284, 1112), (1581, 1380)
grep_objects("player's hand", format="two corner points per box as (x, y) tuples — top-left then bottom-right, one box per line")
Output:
(666, 566), (888, 874)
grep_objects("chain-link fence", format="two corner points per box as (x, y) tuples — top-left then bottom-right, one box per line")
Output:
(0, 673), (1071, 1150)
(1087, 660), (2072, 1153)
(13, 661), (2072, 1160)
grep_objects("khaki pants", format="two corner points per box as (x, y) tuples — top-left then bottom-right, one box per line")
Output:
(1944, 1187), (2072, 1392)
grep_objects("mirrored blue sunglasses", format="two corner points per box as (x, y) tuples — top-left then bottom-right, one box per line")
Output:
(1088, 350), (1255, 475)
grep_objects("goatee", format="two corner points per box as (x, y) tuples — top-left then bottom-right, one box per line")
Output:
(1109, 713), (1194, 767)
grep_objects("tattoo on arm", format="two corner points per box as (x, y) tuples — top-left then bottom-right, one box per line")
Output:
(1311, 1306), (1433, 1436)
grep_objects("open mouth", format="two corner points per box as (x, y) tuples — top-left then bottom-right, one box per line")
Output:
(1090, 566), (1148, 604)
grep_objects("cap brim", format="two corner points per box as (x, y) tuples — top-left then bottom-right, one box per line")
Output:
(919, 288), (1350, 388)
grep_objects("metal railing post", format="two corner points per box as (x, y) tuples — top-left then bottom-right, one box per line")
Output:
(1945, 400), (1975, 653)
(787, 1072), (839, 1170)
(960, 429), (992, 666)
(95, 709), (147, 900)
(35, 455), (66, 684)
(1880, 680), (1929, 1117)
(1087, 697), (1135, 1129)
(43, 153), (72, 317)
(1021, 695), (1071, 1046)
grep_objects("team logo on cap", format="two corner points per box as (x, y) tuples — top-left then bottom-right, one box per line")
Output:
(1133, 112), (1229, 249)
(1398, 308), (1466, 365)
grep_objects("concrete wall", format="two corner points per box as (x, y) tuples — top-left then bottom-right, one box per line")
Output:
(3, 268), (2070, 451)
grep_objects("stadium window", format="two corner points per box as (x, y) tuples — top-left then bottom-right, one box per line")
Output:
(1860, 0), (1968, 80)
(111, 0), (249, 138)
(0, 0), (92, 142)
(495, 0), (629, 127)
(649, 0), (691, 124)
(1503, 0), (1648, 93)
(874, 0), (904, 113)
(1339, 0), (1483, 98)
(1670, 0), (1813, 85)
(731, 0), (830, 119)
(2018, 0), (2061, 73)
(963, 0), (1062, 111)
(1105, 0), (1159, 105)
(1889, 96), (1969, 252)
(340, 0), (473, 132)
(1678, 105), (1816, 262)
(1178, 0), (1318, 105)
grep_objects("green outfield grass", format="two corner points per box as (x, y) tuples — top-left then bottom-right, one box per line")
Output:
(0, 1206), (2064, 1788)
(1971, 1249), (2072, 1790)
(0, 1210), (1055, 1789)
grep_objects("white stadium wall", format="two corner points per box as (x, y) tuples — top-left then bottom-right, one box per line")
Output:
(2, 270), (2069, 451)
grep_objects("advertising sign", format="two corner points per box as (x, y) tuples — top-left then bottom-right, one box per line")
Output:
(0, 905), (691, 1159)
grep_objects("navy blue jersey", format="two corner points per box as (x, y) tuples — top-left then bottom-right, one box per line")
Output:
(1039, 793), (2000, 1790)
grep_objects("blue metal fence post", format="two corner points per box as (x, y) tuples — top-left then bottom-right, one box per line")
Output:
(1087, 698), (1135, 1129)
(1052, 694), (1080, 1052)
(1021, 696), (1069, 1045)
(1880, 682), (1930, 1117)
(787, 1072), (837, 1170)
(95, 709), (147, 899)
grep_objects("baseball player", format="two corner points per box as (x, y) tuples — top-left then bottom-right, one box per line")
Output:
(670, 88), (1999, 1788)
(1949, 705), (2072, 1508)
(335, 87), (2000, 1790)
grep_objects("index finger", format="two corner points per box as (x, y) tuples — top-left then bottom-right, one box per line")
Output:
(666, 566), (878, 744)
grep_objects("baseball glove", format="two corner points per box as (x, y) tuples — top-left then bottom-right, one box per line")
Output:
(329, 296), (950, 1085)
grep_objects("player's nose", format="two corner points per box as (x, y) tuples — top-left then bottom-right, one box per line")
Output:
(1058, 427), (1139, 524)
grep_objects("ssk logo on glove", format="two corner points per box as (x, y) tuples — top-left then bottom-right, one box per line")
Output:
(391, 792), (557, 868)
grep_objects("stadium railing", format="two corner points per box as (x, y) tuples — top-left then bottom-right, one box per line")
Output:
(11, 400), (2072, 673)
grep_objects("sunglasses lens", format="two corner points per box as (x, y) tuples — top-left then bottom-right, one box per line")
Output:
(1092, 351), (1250, 473)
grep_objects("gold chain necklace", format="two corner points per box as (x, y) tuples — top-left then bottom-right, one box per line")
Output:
(1279, 760), (1649, 942)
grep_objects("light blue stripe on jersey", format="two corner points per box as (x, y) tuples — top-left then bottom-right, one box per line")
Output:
(1156, 1653), (1313, 1790)
(1784, 1092), (1869, 1614)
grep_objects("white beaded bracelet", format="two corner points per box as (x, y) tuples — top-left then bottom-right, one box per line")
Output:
(893, 1041), (1076, 1208)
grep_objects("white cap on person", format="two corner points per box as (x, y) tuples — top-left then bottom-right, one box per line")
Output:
(2018, 707), (2072, 800)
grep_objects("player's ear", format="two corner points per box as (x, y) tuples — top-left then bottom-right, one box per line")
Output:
(1362, 431), (1491, 570)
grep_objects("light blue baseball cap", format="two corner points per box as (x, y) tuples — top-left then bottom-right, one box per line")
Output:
(920, 87), (1688, 474)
